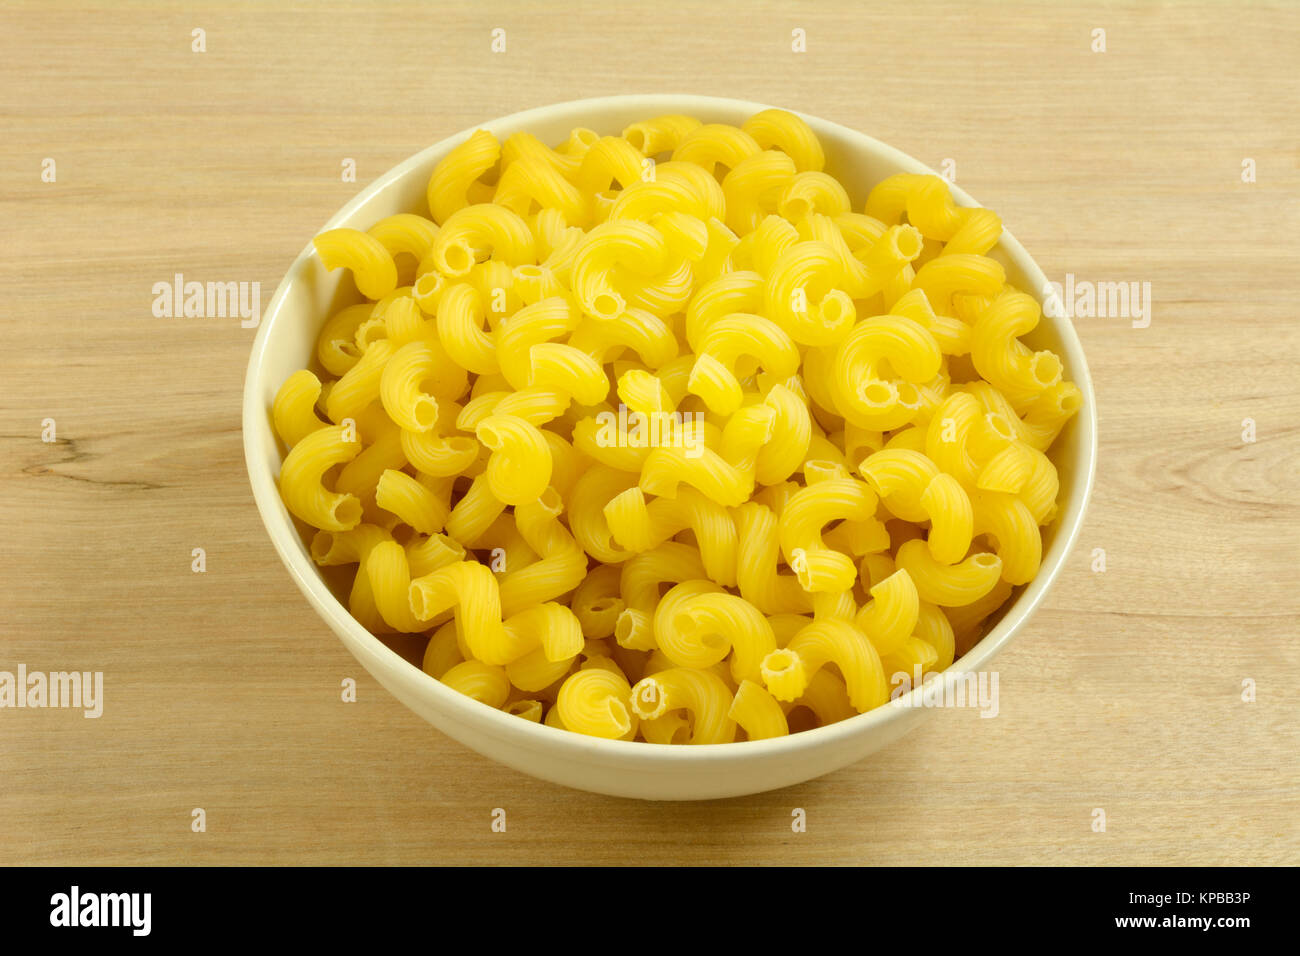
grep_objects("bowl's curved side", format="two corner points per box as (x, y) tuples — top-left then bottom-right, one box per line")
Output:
(243, 95), (1098, 800)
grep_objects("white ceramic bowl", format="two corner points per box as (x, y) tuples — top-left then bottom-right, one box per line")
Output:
(243, 95), (1098, 800)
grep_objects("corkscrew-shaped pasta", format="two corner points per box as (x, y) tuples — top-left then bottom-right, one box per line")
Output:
(274, 109), (1082, 743)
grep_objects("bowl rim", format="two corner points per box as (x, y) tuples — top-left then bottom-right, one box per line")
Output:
(242, 93), (1098, 766)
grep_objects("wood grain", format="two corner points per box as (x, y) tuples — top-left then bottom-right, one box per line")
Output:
(1, 0), (1297, 866)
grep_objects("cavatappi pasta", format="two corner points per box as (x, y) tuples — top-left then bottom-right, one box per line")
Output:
(274, 109), (1082, 744)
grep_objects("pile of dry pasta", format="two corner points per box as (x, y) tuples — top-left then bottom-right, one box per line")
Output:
(273, 109), (1081, 744)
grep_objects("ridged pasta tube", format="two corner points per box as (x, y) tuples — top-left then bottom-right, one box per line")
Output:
(399, 403), (479, 478)
(441, 660), (511, 707)
(571, 220), (667, 320)
(427, 129), (500, 224)
(475, 414), (552, 506)
(684, 270), (764, 349)
(374, 469), (449, 534)
(864, 173), (1002, 256)
(639, 447), (755, 509)
(831, 313), (942, 431)
(762, 241), (856, 346)
(363, 540), (426, 633)
(278, 425), (363, 531)
(912, 253), (1005, 311)
(408, 561), (583, 666)
(614, 542), (708, 652)
(498, 487), (587, 617)
(495, 297), (578, 390)
(379, 342), (442, 432)
(722, 150), (796, 234)
(429, 203), (536, 278)
(314, 228), (399, 300)
(670, 123), (761, 176)
(778, 474), (878, 592)
(761, 619), (888, 714)
(914, 599), (956, 671)
(570, 565), (625, 639)
(686, 314), (799, 415)
(326, 338), (395, 425)
(895, 539), (1004, 606)
(741, 109), (825, 172)
(853, 569), (919, 657)
(728, 680), (790, 740)
(755, 382), (812, 485)
(733, 502), (814, 615)
(971, 490), (1042, 585)
(273, 369), (329, 447)
(622, 114), (703, 155)
(604, 486), (737, 587)
(435, 283), (498, 376)
(556, 668), (637, 740)
(567, 466), (637, 564)
(629, 666), (738, 744)
(368, 213), (440, 273)
(494, 155), (589, 226)
(658, 584), (777, 684)
(970, 290), (1063, 404)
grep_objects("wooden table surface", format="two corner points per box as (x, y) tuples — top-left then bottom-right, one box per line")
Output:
(2, 0), (1297, 866)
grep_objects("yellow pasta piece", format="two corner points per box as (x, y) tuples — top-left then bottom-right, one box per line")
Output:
(895, 539), (1004, 606)
(556, 668), (637, 740)
(570, 564), (625, 640)
(789, 669), (856, 727)
(379, 342), (442, 432)
(409, 560), (581, 663)
(762, 241), (856, 346)
(742, 109), (825, 173)
(911, 253), (1005, 312)
(733, 501), (814, 615)
(422, 621), (463, 679)
(614, 542), (707, 652)
(604, 486), (737, 586)
(430, 203), (537, 278)
(854, 569), (919, 657)
(441, 660), (511, 708)
(919, 473), (974, 564)
(761, 619), (888, 714)
(722, 150), (796, 234)
(971, 490), (1043, 585)
(368, 213), (441, 268)
(687, 314), (798, 415)
(623, 114), (703, 156)
(729, 680), (790, 740)
(273, 370), (330, 448)
(427, 129), (501, 224)
(504, 646), (576, 694)
(498, 487), (586, 616)
(914, 599), (956, 671)
(326, 339), (395, 425)
(503, 698), (545, 723)
(629, 667), (737, 744)
(278, 425), (363, 531)
(653, 581), (775, 684)
(495, 155), (589, 226)
(778, 471), (877, 593)
(475, 414), (552, 506)
(671, 123), (761, 176)
(831, 312), (941, 431)
(314, 228), (399, 300)
(971, 290), (1063, 404)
